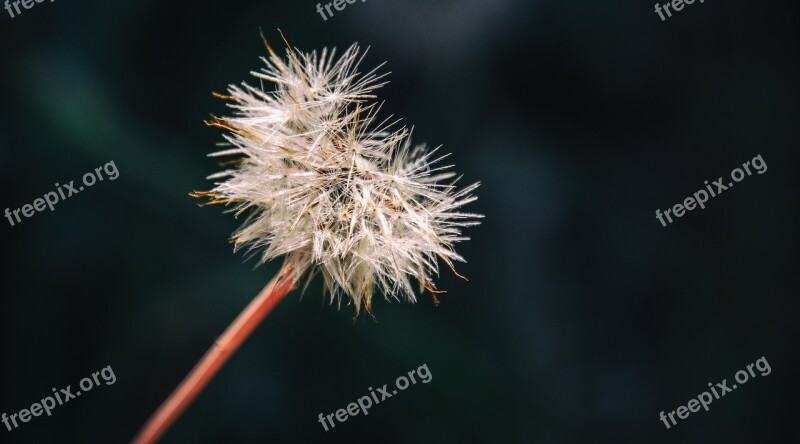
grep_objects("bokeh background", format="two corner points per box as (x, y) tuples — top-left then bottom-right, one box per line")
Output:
(1, 0), (798, 443)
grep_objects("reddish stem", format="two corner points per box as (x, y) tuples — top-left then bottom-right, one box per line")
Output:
(133, 265), (297, 444)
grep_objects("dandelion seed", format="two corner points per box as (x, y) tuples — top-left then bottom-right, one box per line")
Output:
(201, 32), (480, 315)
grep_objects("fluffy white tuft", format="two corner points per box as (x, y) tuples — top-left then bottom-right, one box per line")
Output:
(198, 36), (481, 316)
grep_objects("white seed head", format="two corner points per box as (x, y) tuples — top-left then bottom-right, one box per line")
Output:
(198, 35), (481, 316)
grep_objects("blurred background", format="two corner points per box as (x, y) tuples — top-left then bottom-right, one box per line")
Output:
(0, 0), (798, 442)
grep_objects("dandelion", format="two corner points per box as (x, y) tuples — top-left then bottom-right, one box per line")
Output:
(134, 32), (480, 443)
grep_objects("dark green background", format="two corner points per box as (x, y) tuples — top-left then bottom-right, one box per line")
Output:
(1, 0), (798, 443)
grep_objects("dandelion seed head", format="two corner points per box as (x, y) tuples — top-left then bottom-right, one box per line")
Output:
(198, 36), (481, 316)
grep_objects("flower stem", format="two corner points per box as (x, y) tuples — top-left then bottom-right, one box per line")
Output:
(133, 264), (297, 444)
